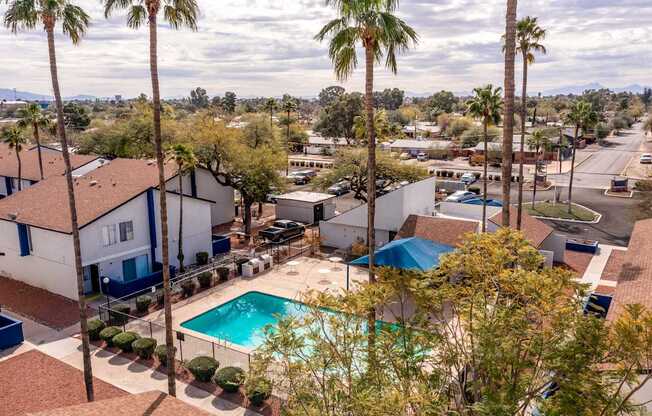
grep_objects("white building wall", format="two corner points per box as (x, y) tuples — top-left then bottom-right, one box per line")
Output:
(0, 220), (78, 299)
(0, 176), (7, 196)
(320, 221), (391, 250)
(541, 233), (566, 263)
(437, 202), (502, 222)
(276, 199), (337, 224)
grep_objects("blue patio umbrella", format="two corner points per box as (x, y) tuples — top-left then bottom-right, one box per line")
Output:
(350, 237), (455, 272)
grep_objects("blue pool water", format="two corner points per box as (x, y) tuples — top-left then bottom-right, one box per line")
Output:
(181, 291), (314, 348)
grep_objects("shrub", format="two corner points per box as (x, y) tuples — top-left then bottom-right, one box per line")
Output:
(196, 251), (209, 265)
(447, 171), (454, 178)
(435, 170), (441, 177)
(198, 271), (213, 288)
(216, 267), (230, 282)
(245, 376), (272, 407)
(136, 295), (152, 314)
(132, 337), (157, 359)
(156, 292), (165, 306)
(474, 172), (481, 179)
(99, 326), (122, 347)
(636, 180), (652, 191)
(468, 186), (480, 195)
(187, 356), (219, 382)
(109, 304), (130, 326)
(155, 345), (177, 365)
(494, 175), (501, 182)
(87, 319), (106, 341)
(181, 280), (196, 298)
(213, 366), (245, 393)
(112, 331), (140, 352)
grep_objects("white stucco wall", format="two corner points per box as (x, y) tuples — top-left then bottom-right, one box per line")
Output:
(320, 221), (391, 250)
(0, 220), (78, 299)
(276, 198), (337, 224)
(541, 233), (566, 263)
(437, 202), (502, 222)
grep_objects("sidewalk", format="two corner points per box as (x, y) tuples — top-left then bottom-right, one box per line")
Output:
(578, 245), (628, 290)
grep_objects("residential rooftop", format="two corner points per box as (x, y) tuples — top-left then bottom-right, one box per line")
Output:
(397, 214), (479, 247)
(275, 191), (336, 203)
(0, 143), (98, 181)
(489, 206), (554, 248)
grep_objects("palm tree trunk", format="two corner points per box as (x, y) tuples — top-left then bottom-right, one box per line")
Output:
(34, 123), (44, 180)
(16, 152), (22, 191)
(567, 126), (579, 214)
(148, 11), (176, 397)
(286, 109), (291, 176)
(46, 25), (94, 402)
(501, 0), (518, 226)
(532, 146), (539, 209)
(243, 198), (253, 238)
(482, 120), (488, 233)
(516, 55), (527, 230)
(177, 173), (184, 273)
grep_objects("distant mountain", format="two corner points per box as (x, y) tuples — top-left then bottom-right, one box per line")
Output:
(0, 88), (97, 101)
(541, 83), (648, 96)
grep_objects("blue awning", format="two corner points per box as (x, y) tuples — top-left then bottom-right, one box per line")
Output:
(350, 237), (455, 271)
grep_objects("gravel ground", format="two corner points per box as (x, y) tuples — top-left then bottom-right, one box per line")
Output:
(0, 350), (127, 415)
(0, 276), (88, 329)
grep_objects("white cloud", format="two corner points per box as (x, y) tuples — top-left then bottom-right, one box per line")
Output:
(1, 0), (651, 98)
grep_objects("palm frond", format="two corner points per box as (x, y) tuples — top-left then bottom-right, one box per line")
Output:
(102, 0), (134, 19)
(126, 4), (146, 29)
(163, 0), (199, 30)
(3, 0), (39, 32)
(59, 3), (89, 44)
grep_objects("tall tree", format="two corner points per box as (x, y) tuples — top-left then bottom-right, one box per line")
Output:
(103, 0), (199, 397)
(514, 16), (546, 230)
(467, 85), (503, 233)
(281, 98), (297, 175)
(166, 144), (196, 273)
(527, 129), (551, 208)
(17, 103), (50, 180)
(4, 0), (94, 401)
(2, 126), (27, 190)
(564, 101), (597, 214)
(264, 97), (277, 129)
(501, 0), (518, 226)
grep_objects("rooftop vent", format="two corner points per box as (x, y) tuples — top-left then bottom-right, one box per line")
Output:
(147, 160), (155, 166)
(8, 213), (17, 220)
(89, 180), (98, 187)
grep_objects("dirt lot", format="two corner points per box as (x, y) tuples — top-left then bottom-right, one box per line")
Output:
(0, 350), (127, 415)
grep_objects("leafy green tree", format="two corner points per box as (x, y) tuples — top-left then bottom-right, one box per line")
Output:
(467, 85), (502, 232)
(103, 0), (199, 397)
(313, 92), (364, 144)
(316, 0), (418, 298)
(223, 91), (237, 113)
(2, 126), (27, 190)
(353, 109), (394, 144)
(251, 229), (652, 416)
(189, 87), (209, 109)
(4, 0), (94, 401)
(460, 125), (500, 148)
(63, 102), (90, 130)
(641, 87), (652, 111)
(17, 103), (50, 180)
(446, 116), (473, 138)
(373, 87), (404, 110)
(166, 144), (196, 273)
(264, 97), (277, 129)
(595, 122), (610, 141)
(514, 16), (546, 230)
(565, 100), (598, 214)
(427, 90), (456, 118)
(318, 85), (346, 107)
(317, 148), (427, 202)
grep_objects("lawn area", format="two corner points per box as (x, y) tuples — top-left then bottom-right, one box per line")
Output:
(526, 202), (598, 222)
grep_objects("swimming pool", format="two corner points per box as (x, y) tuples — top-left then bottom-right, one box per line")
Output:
(181, 291), (315, 349)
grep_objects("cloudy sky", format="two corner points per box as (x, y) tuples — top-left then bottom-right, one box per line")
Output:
(1, 0), (651, 98)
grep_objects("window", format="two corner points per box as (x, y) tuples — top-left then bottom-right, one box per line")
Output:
(102, 224), (117, 247)
(122, 254), (149, 282)
(26, 226), (33, 253)
(119, 221), (134, 242)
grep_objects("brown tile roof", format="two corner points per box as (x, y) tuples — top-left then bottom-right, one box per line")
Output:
(29, 391), (213, 416)
(561, 250), (593, 277)
(607, 219), (652, 321)
(0, 143), (97, 181)
(489, 206), (554, 248)
(0, 158), (177, 233)
(397, 214), (478, 247)
(602, 250), (626, 282)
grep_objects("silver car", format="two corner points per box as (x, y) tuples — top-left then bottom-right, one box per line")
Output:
(445, 190), (477, 203)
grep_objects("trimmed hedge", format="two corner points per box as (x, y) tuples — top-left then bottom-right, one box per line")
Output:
(245, 376), (272, 407)
(187, 356), (219, 382)
(155, 345), (177, 365)
(214, 366), (245, 393)
(468, 186), (480, 195)
(132, 337), (157, 359)
(87, 319), (106, 341)
(196, 251), (209, 265)
(181, 280), (196, 298)
(112, 331), (140, 352)
(136, 295), (152, 314)
(198, 272), (213, 289)
(110, 304), (131, 326)
(216, 267), (230, 282)
(99, 326), (122, 347)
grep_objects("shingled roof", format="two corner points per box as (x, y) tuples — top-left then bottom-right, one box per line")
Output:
(489, 206), (554, 248)
(0, 143), (98, 182)
(0, 158), (177, 233)
(397, 214), (479, 247)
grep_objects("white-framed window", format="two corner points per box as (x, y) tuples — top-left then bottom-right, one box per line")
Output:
(101, 224), (117, 247)
(119, 221), (134, 242)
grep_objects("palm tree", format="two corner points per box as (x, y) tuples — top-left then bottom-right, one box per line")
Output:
(166, 144), (196, 273)
(467, 85), (503, 233)
(526, 129), (551, 208)
(515, 16), (546, 230)
(501, 0), (518, 227)
(4, 0), (94, 402)
(17, 103), (50, 180)
(316, 0), (418, 286)
(281, 99), (296, 175)
(564, 101), (598, 214)
(103, 0), (199, 397)
(2, 126), (27, 191)
(265, 97), (277, 129)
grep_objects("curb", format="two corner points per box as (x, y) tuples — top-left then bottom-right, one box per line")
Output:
(604, 189), (634, 199)
(528, 202), (602, 224)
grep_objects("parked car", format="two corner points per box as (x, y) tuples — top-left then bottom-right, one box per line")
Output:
(327, 181), (351, 196)
(416, 152), (428, 162)
(460, 172), (476, 185)
(288, 170), (316, 185)
(445, 190), (477, 203)
(258, 220), (305, 242)
(641, 154), (652, 164)
(266, 190), (282, 204)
